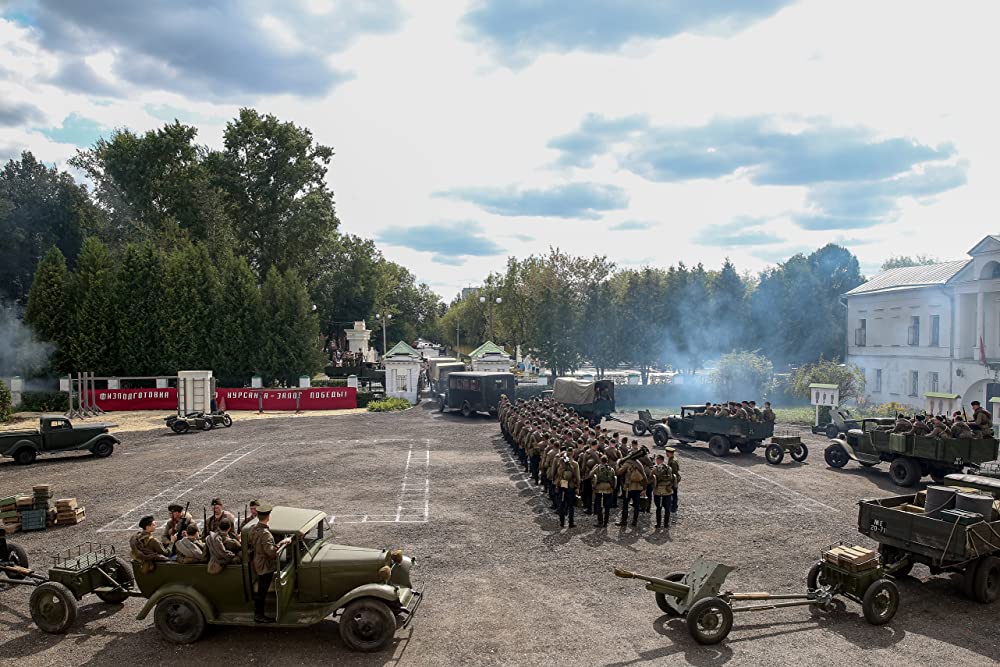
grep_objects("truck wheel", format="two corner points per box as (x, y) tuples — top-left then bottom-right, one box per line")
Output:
(92, 440), (114, 458)
(654, 572), (686, 616)
(963, 560), (981, 600)
(14, 447), (37, 465)
(339, 598), (397, 652)
(461, 402), (473, 418)
(791, 444), (809, 462)
(861, 579), (899, 625)
(823, 443), (849, 469)
(889, 457), (921, 487)
(5, 542), (29, 579)
(708, 435), (729, 457)
(95, 557), (134, 604)
(736, 441), (757, 454)
(632, 420), (648, 437)
(30, 582), (78, 634)
(652, 428), (669, 448)
(765, 444), (784, 465)
(825, 424), (840, 439)
(972, 556), (1000, 603)
(687, 597), (734, 645)
(154, 595), (206, 644)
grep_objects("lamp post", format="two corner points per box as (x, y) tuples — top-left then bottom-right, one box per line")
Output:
(479, 295), (502, 341)
(375, 312), (392, 356)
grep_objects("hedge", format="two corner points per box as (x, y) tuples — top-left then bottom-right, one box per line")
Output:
(367, 397), (412, 412)
(16, 391), (69, 413)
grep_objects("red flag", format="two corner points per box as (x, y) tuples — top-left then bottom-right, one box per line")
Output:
(980, 335), (987, 364)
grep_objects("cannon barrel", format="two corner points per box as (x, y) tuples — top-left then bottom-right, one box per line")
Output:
(613, 568), (690, 598)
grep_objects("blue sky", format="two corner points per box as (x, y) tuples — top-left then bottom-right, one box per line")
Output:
(1, 0), (999, 297)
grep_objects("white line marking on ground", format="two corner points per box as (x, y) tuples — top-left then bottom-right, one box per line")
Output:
(693, 456), (840, 513)
(98, 440), (269, 532)
(328, 439), (431, 525)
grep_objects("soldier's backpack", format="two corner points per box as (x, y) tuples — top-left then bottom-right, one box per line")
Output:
(596, 465), (615, 486)
(629, 464), (644, 484)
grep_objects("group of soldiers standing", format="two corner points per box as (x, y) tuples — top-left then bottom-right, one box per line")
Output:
(701, 400), (775, 422)
(892, 400), (993, 439)
(499, 396), (680, 530)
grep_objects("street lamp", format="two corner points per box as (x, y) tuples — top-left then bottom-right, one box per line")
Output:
(479, 295), (502, 341)
(375, 312), (392, 356)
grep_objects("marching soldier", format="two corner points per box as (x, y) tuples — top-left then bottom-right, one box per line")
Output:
(554, 448), (581, 528)
(130, 515), (170, 574)
(591, 455), (616, 527)
(651, 454), (677, 529)
(248, 504), (292, 623)
(617, 455), (649, 528)
(579, 441), (600, 514)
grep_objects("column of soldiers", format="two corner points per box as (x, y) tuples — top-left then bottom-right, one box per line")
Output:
(890, 401), (993, 439)
(499, 395), (680, 530)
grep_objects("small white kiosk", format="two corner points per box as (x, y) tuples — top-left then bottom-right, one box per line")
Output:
(927, 392), (961, 417)
(809, 383), (839, 429)
(384, 341), (421, 405)
(178, 370), (214, 414)
(469, 341), (512, 373)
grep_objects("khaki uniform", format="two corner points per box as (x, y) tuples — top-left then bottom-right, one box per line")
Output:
(205, 509), (237, 535)
(652, 464), (675, 497)
(928, 424), (949, 439)
(762, 408), (776, 423)
(951, 421), (974, 439)
(554, 457), (581, 490)
(130, 530), (169, 574)
(973, 408), (993, 432)
(175, 536), (207, 564)
(249, 523), (279, 575)
(206, 531), (238, 575)
(910, 420), (931, 436)
(892, 418), (913, 434)
(162, 512), (197, 544)
(617, 460), (649, 492)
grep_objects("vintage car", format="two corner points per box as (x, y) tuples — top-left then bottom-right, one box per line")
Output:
(132, 506), (420, 650)
(438, 371), (515, 417)
(0, 416), (118, 465)
(825, 420), (999, 487)
(652, 405), (774, 456)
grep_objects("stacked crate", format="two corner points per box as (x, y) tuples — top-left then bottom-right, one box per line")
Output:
(823, 545), (879, 572)
(55, 498), (86, 525)
(32, 484), (56, 528)
(0, 495), (19, 533)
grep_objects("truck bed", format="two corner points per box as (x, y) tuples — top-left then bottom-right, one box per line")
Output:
(0, 430), (40, 440)
(858, 495), (1000, 567)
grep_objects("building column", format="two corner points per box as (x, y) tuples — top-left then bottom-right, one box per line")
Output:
(976, 290), (985, 359)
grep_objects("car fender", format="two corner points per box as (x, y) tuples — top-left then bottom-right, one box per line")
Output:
(85, 434), (118, 451)
(3, 439), (39, 457)
(136, 584), (217, 622)
(330, 583), (402, 612)
(830, 436), (861, 461)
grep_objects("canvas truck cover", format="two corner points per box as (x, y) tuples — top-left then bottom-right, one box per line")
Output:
(552, 378), (596, 405)
(431, 362), (466, 382)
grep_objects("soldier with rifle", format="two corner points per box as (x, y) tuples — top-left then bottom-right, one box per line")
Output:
(617, 447), (650, 528)
(162, 502), (196, 552)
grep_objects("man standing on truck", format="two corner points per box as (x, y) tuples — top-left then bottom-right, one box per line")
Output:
(971, 401), (993, 434)
(249, 504), (292, 623)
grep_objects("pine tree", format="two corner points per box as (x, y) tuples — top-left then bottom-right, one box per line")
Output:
(70, 238), (117, 374)
(257, 266), (285, 384)
(160, 242), (221, 372)
(258, 267), (322, 385)
(215, 249), (261, 385)
(24, 246), (71, 372)
(114, 242), (165, 375)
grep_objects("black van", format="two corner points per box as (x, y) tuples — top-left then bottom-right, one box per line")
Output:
(438, 372), (516, 417)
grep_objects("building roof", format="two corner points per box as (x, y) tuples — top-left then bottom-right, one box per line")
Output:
(845, 260), (970, 296)
(469, 341), (509, 359)
(384, 341), (421, 358)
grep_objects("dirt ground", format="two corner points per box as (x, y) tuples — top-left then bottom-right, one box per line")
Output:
(0, 406), (998, 666)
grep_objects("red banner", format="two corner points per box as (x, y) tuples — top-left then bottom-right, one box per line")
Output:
(89, 387), (357, 411)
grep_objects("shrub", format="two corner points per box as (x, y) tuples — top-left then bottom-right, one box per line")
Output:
(790, 357), (866, 405)
(0, 380), (12, 423)
(16, 390), (69, 413)
(860, 401), (912, 419)
(356, 391), (373, 408)
(367, 397), (412, 412)
(311, 378), (348, 388)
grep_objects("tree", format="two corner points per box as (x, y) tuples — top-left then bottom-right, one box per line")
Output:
(114, 243), (166, 375)
(160, 242), (222, 372)
(258, 267), (323, 385)
(790, 357), (866, 404)
(711, 351), (774, 399)
(212, 109), (339, 281)
(312, 234), (381, 339)
(69, 238), (117, 374)
(0, 151), (94, 304)
(25, 247), (71, 372)
(580, 280), (623, 378)
(215, 250), (262, 385)
(615, 267), (669, 384)
(0, 378), (11, 423)
(881, 255), (939, 271)
(706, 259), (750, 357)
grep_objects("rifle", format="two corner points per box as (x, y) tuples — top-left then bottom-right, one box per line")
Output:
(203, 506), (207, 533)
(171, 501), (191, 556)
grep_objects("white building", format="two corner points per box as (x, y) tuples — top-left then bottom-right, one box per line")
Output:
(845, 235), (1000, 417)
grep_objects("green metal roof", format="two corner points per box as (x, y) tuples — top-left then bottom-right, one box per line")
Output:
(925, 392), (960, 399)
(808, 383), (839, 390)
(469, 341), (509, 359)
(989, 397), (1000, 404)
(385, 341), (420, 358)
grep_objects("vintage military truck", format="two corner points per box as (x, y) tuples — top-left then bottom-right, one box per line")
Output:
(652, 405), (774, 456)
(437, 371), (515, 417)
(0, 416), (118, 465)
(824, 420), (999, 487)
(548, 378), (616, 427)
(17, 506), (420, 652)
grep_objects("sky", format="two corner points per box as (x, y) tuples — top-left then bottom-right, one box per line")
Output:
(2, 0), (999, 300)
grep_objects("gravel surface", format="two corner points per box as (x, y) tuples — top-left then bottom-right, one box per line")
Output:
(1, 405), (998, 666)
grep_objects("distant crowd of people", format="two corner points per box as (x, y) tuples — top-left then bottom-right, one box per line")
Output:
(891, 400), (993, 439)
(699, 400), (776, 423)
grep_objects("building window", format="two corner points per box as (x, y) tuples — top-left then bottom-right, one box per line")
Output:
(397, 372), (408, 392)
(908, 316), (920, 346)
(928, 371), (939, 393)
(874, 369), (882, 393)
(855, 319), (867, 347)
(930, 315), (940, 347)
(909, 371), (919, 397)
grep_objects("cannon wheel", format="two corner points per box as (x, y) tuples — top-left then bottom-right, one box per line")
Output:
(632, 420), (648, 437)
(30, 582), (78, 634)
(825, 424), (840, 439)
(654, 572), (686, 616)
(5, 542), (29, 579)
(708, 435), (730, 457)
(687, 596), (734, 645)
(765, 444), (784, 465)
(889, 457), (921, 487)
(862, 579), (899, 625)
(736, 441), (757, 454)
(95, 557), (134, 604)
(972, 556), (1000, 603)
(791, 444), (809, 462)
(823, 443), (849, 469)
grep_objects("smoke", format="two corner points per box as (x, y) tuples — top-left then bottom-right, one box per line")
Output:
(0, 302), (54, 377)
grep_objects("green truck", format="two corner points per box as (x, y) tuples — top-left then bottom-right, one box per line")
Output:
(548, 378), (616, 427)
(653, 405), (774, 456)
(0, 416), (118, 465)
(824, 420), (999, 487)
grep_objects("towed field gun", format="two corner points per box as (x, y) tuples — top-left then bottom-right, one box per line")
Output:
(614, 546), (898, 645)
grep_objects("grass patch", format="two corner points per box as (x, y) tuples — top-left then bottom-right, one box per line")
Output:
(366, 397), (412, 412)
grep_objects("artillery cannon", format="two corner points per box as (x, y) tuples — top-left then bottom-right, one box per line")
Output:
(614, 546), (899, 645)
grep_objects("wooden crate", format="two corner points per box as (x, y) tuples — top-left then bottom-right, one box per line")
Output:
(15, 494), (32, 508)
(56, 507), (86, 525)
(55, 498), (78, 510)
(20, 509), (47, 531)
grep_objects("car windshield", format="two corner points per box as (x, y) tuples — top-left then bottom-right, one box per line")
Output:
(301, 521), (324, 551)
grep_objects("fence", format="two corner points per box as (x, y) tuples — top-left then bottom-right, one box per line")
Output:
(86, 387), (358, 413)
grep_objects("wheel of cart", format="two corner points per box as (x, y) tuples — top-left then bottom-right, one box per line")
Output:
(765, 432), (808, 465)
(807, 543), (899, 626)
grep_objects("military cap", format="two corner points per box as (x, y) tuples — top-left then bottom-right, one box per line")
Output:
(665, 446), (676, 453)
(256, 503), (274, 514)
(249, 499), (259, 507)
(168, 503), (183, 512)
(211, 497), (223, 506)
